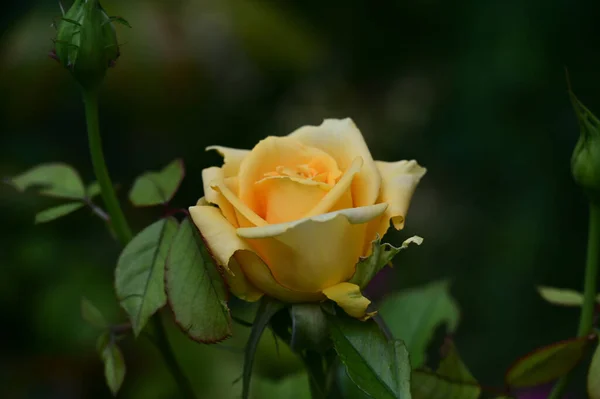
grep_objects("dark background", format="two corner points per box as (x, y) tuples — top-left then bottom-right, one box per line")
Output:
(1, 0), (598, 397)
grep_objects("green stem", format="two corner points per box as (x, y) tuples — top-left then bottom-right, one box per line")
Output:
(303, 351), (327, 399)
(547, 202), (600, 399)
(83, 89), (132, 246)
(82, 89), (196, 398)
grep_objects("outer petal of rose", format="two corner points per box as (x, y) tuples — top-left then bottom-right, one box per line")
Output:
(188, 205), (264, 301)
(206, 145), (249, 178)
(235, 250), (324, 303)
(289, 118), (381, 208)
(322, 282), (375, 320)
(375, 160), (426, 233)
(202, 167), (238, 227)
(237, 203), (388, 293)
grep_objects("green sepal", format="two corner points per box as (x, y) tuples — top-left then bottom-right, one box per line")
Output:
(349, 235), (423, 289)
(289, 303), (330, 354)
(242, 297), (285, 399)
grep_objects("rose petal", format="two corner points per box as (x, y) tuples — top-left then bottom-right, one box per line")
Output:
(375, 160), (426, 234)
(237, 136), (341, 218)
(206, 145), (249, 178)
(323, 282), (375, 320)
(202, 167), (238, 226)
(289, 118), (381, 207)
(188, 205), (263, 301)
(237, 204), (388, 293)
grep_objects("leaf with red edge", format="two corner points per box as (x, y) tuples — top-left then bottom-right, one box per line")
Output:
(506, 334), (596, 388)
(165, 217), (231, 343)
(589, 342), (600, 399)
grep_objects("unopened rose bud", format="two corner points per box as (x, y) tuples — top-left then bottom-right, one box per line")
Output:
(53, 0), (121, 89)
(570, 91), (600, 202)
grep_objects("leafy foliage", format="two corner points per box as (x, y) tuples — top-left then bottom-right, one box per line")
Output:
(330, 314), (412, 399)
(129, 159), (185, 206)
(252, 373), (311, 399)
(81, 297), (108, 328)
(349, 236), (422, 289)
(412, 341), (481, 399)
(379, 280), (460, 368)
(505, 335), (594, 388)
(165, 217), (231, 342)
(6, 163), (86, 199)
(115, 217), (179, 336)
(537, 285), (600, 307)
(97, 333), (126, 396)
(35, 202), (84, 224)
(589, 342), (600, 399)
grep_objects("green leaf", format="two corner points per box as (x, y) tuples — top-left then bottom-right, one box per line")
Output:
(243, 297), (285, 399)
(115, 217), (178, 336)
(34, 202), (84, 224)
(290, 303), (330, 354)
(6, 163), (85, 199)
(108, 16), (132, 28)
(505, 335), (593, 388)
(81, 297), (108, 328)
(97, 333), (126, 396)
(588, 342), (600, 399)
(537, 285), (600, 307)
(379, 280), (460, 368)
(412, 341), (480, 399)
(165, 217), (231, 343)
(252, 373), (311, 399)
(350, 236), (423, 289)
(129, 159), (185, 206)
(329, 315), (412, 399)
(87, 181), (101, 198)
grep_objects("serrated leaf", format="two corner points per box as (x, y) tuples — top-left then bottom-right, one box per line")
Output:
(329, 315), (412, 399)
(537, 285), (600, 307)
(505, 335), (593, 388)
(6, 163), (85, 199)
(34, 202), (84, 224)
(589, 343), (600, 399)
(290, 303), (330, 353)
(115, 218), (178, 336)
(379, 280), (460, 368)
(243, 297), (285, 399)
(81, 297), (107, 328)
(97, 333), (126, 396)
(412, 341), (480, 399)
(165, 217), (231, 343)
(129, 159), (184, 206)
(349, 236), (423, 289)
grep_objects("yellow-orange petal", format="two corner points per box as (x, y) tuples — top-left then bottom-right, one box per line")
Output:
(322, 282), (375, 320)
(237, 204), (388, 293)
(202, 167), (238, 226)
(289, 118), (381, 208)
(235, 250), (324, 303)
(375, 160), (426, 234)
(188, 205), (264, 301)
(206, 145), (249, 178)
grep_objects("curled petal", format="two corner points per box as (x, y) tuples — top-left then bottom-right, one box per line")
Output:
(206, 145), (249, 178)
(202, 167), (238, 226)
(323, 282), (375, 320)
(237, 204), (388, 293)
(289, 118), (381, 208)
(188, 205), (263, 301)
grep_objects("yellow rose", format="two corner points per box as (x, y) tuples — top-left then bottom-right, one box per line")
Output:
(189, 118), (425, 319)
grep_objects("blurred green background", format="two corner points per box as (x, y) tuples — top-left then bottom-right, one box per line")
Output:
(1, 0), (598, 397)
